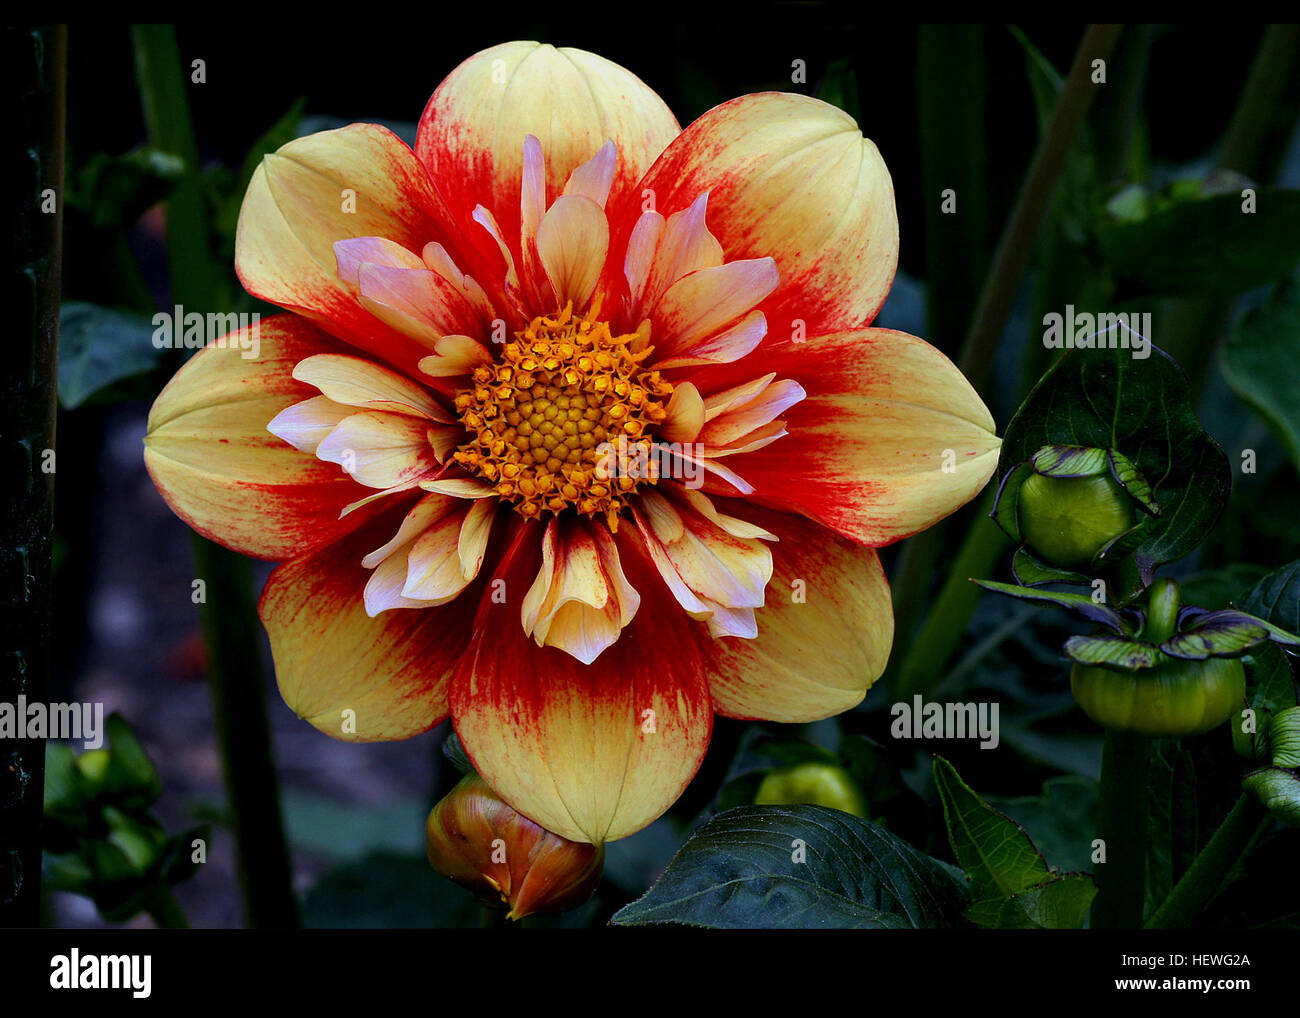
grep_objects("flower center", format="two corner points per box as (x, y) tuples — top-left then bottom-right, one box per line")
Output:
(453, 301), (673, 530)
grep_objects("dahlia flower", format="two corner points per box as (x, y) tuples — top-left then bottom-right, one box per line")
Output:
(144, 41), (999, 844)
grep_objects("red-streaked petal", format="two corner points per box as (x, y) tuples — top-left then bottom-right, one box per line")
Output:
(416, 41), (679, 276)
(699, 328), (999, 545)
(619, 93), (897, 344)
(707, 504), (893, 722)
(316, 412), (441, 489)
(262, 511), (483, 740)
(451, 530), (712, 843)
(536, 194), (609, 310)
(235, 124), (457, 375)
(144, 316), (377, 561)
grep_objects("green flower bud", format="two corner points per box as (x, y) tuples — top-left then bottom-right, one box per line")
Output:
(1019, 471), (1134, 569)
(754, 762), (868, 817)
(1243, 767), (1300, 828)
(1070, 656), (1245, 737)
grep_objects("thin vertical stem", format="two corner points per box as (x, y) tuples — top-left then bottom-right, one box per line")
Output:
(132, 24), (298, 928)
(1092, 730), (1150, 928)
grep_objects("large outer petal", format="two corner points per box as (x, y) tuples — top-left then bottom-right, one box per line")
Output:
(144, 315), (378, 561)
(416, 42), (679, 275)
(612, 92), (897, 342)
(235, 124), (457, 375)
(706, 504), (892, 722)
(696, 328), (1000, 546)
(260, 507), (486, 741)
(451, 527), (713, 844)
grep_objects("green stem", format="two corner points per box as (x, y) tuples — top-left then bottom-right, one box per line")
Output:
(1, 24), (65, 928)
(886, 26), (1120, 667)
(146, 885), (190, 929)
(957, 23), (1122, 395)
(133, 25), (297, 928)
(1092, 729), (1151, 928)
(892, 490), (1008, 699)
(1146, 794), (1268, 929)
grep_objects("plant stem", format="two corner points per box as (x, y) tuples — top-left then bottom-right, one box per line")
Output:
(1092, 729), (1151, 928)
(132, 25), (297, 928)
(146, 885), (190, 929)
(885, 25), (1120, 676)
(1146, 793), (1268, 929)
(957, 23), (1121, 395)
(1, 24), (65, 928)
(892, 490), (1008, 700)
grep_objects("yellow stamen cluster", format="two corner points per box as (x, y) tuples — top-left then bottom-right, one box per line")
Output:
(453, 302), (673, 530)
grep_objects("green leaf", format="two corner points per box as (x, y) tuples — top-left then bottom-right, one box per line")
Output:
(934, 757), (1052, 900)
(58, 303), (164, 409)
(1244, 767), (1300, 828)
(102, 713), (161, 806)
(972, 579), (1130, 632)
(990, 460), (1032, 542)
(988, 776), (1098, 874)
(997, 344), (1230, 585)
(964, 874), (1098, 930)
(1098, 188), (1300, 296)
(1063, 634), (1162, 670)
(1241, 558), (1300, 637)
(68, 146), (184, 229)
(610, 805), (969, 929)
(933, 758), (1095, 928)
(1223, 278), (1300, 471)
(1011, 547), (1091, 587)
(1109, 448), (1159, 514)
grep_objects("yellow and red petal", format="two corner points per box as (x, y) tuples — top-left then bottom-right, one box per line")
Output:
(261, 511), (483, 740)
(144, 316), (377, 561)
(700, 328), (999, 546)
(451, 531), (713, 843)
(235, 124), (456, 375)
(706, 505), (893, 722)
(416, 41), (679, 276)
(315, 412), (442, 489)
(621, 93), (897, 344)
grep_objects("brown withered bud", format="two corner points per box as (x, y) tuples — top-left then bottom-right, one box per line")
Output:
(426, 773), (604, 921)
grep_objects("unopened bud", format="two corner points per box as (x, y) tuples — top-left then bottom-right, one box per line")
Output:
(426, 774), (603, 920)
(754, 762), (868, 817)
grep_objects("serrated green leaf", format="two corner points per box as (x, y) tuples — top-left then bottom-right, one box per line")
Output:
(610, 805), (968, 929)
(966, 873), (1097, 930)
(933, 757), (1051, 900)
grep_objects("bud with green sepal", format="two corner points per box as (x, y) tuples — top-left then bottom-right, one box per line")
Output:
(973, 576), (1300, 737)
(991, 444), (1156, 580)
(1243, 706), (1300, 828)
